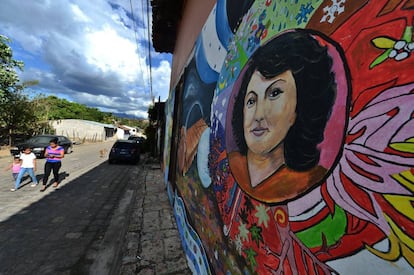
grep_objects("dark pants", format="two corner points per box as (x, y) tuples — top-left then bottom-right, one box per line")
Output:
(43, 161), (61, 185)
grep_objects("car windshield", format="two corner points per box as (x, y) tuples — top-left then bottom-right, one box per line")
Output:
(128, 136), (145, 142)
(27, 136), (53, 143)
(113, 142), (135, 149)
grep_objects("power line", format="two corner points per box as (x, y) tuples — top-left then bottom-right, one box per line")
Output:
(128, 0), (149, 98)
(145, 0), (153, 103)
(140, 0), (152, 100)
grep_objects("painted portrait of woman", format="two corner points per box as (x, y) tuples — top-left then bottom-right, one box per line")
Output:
(228, 29), (338, 203)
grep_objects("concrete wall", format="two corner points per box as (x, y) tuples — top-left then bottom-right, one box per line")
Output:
(163, 0), (414, 273)
(51, 119), (114, 142)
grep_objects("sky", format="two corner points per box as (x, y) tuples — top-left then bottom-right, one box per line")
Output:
(0, 0), (172, 119)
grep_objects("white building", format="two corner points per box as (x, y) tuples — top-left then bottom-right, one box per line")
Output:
(116, 125), (146, 140)
(51, 119), (116, 143)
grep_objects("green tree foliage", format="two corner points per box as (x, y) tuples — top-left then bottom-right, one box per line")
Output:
(145, 102), (165, 157)
(32, 95), (115, 122)
(0, 89), (38, 143)
(0, 35), (23, 96)
(32, 95), (149, 127)
(0, 35), (40, 145)
(145, 104), (157, 155)
(147, 102), (165, 125)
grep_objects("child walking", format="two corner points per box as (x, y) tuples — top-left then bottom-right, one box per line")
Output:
(4, 156), (21, 181)
(12, 146), (38, 191)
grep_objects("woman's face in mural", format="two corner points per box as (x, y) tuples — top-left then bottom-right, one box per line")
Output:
(228, 29), (343, 202)
(243, 70), (297, 156)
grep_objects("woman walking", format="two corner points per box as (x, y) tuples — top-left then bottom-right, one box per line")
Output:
(40, 137), (64, 192)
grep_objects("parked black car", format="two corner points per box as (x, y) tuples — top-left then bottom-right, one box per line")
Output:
(127, 136), (147, 152)
(127, 136), (146, 144)
(108, 140), (141, 164)
(10, 135), (73, 158)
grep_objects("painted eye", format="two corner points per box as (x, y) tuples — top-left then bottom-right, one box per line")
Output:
(268, 88), (283, 99)
(246, 97), (256, 107)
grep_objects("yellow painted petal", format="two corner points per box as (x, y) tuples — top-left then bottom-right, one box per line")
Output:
(365, 230), (400, 261)
(400, 170), (414, 185)
(218, 80), (226, 90)
(391, 172), (414, 192)
(372, 37), (395, 49)
(385, 214), (414, 252)
(401, 244), (414, 265)
(383, 194), (414, 220)
(366, 214), (414, 265)
(390, 142), (414, 153)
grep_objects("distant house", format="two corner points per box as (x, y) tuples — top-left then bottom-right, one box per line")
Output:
(116, 125), (146, 140)
(51, 119), (116, 142)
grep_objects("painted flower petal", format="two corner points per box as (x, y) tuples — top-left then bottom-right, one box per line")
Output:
(406, 42), (414, 51)
(394, 40), (407, 50)
(395, 51), (409, 61)
(389, 139), (414, 154)
(372, 37), (395, 49)
(389, 49), (397, 58)
(326, 84), (414, 235)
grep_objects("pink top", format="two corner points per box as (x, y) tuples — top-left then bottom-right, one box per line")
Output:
(12, 163), (21, 173)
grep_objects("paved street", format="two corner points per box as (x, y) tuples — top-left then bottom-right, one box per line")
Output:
(0, 142), (190, 274)
(0, 142), (114, 222)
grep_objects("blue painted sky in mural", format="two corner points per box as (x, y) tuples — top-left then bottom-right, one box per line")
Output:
(0, 0), (172, 118)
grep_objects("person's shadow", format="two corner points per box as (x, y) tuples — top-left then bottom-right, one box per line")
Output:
(18, 172), (70, 189)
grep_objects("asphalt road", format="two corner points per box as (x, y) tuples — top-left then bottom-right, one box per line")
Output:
(0, 141), (115, 222)
(0, 140), (143, 274)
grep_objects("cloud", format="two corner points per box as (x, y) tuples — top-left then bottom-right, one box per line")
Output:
(152, 60), (172, 100)
(0, 0), (171, 119)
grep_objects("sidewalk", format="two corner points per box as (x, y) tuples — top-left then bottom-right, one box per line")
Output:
(118, 159), (191, 274)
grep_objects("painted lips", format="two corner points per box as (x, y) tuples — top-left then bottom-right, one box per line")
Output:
(251, 127), (268, 136)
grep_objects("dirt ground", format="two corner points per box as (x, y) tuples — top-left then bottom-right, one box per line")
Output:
(0, 147), (11, 159)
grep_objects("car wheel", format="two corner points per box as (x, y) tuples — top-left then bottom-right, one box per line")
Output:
(66, 146), (72, 154)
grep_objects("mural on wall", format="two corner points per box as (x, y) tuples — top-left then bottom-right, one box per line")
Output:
(166, 0), (414, 274)
(163, 88), (175, 185)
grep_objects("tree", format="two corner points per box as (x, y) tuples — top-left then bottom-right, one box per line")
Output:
(146, 102), (165, 157)
(0, 35), (23, 96)
(32, 95), (113, 122)
(0, 35), (38, 145)
(1, 89), (37, 143)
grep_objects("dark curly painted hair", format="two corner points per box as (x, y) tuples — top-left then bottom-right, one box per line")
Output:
(232, 29), (336, 171)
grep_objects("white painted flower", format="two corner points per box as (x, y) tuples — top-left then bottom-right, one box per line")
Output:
(389, 40), (412, 61)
